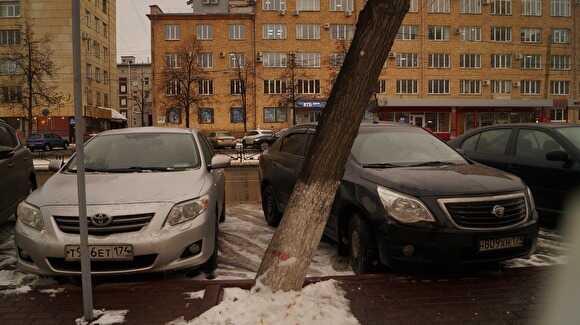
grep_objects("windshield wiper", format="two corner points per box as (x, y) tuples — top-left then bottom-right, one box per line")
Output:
(103, 166), (188, 173)
(66, 167), (108, 173)
(362, 163), (401, 168)
(405, 161), (458, 167)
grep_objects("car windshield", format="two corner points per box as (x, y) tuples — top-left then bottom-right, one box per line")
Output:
(556, 127), (580, 150)
(215, 132), (232, 137)
(66, 133), (200, 172)
(352, 128), (467, 167)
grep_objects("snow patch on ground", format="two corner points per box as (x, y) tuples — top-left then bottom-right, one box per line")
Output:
(184, 290), (205, 300)
(503, 230), (568, 268)
(40, 288), (66, 297)
(0, 285), (32, 295)
(185, 280), (360, 325)
(75, 309), (128, 325)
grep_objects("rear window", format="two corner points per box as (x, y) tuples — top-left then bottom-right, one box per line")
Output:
(215, 132), (232, 137)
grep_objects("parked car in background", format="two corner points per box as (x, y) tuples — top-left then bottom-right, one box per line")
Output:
(274, 128), (289, 140)
(207, 131), (236, 149)
(449, 124), (580, 219)
(15, 127), (230, 276)
(242, 129), (275, 148)
(27, 133), (69, 151)
(260, 123), (538, 273)
(0, 120), (36, 224)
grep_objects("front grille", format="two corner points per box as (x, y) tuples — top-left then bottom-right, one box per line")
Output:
(53, 213), (155, 236)
(441, 194), (527, 229)
(47, 254), (157, 273)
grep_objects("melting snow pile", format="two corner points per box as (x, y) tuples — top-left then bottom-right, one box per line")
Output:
(184, 290), (205, 300)
(75, 309), (128, 325)
(185, 280), (360, 325)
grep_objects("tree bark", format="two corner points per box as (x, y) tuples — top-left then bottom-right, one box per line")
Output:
(256, 0), (410, 292)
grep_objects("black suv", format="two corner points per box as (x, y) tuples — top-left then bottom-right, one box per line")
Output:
(259, 123), (538, 273)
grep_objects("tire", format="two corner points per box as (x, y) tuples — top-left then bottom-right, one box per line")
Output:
(202, 215), (219, 275)
(262, 184), (282, 227)
(348, 215), (378, 274)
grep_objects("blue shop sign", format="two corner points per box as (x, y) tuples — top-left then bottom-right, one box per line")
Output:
(296, 100), (327, 109)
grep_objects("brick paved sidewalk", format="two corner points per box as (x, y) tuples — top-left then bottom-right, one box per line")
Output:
(0, 267), (553, 325)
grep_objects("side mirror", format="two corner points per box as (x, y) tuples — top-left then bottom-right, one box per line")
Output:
(0, 146), (14, 159)
(546, 150), (569, 162)
(48, 159), (64, 172)
(209, 154), (231, 170)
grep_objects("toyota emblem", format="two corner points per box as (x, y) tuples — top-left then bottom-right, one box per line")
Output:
(90, 214), (113, 227)
(491, 205), (505, 218)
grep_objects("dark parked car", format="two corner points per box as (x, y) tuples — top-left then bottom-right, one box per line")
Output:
(242, 129), (275, 148)
(449, 124), (580, 219)
(207, 131), (236, 149)
(0, 120), (36, 224)
(27, 133), (69, 151)
(260, 123), (538, 273)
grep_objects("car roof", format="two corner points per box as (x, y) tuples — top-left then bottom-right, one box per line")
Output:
(97, 127), (197, 136)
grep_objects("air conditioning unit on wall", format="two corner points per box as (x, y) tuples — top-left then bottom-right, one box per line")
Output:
(345, 10), (353, 16)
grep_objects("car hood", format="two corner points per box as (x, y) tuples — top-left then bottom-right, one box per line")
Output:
(27, 170), (208, 207)
(360, 163), (525, 197)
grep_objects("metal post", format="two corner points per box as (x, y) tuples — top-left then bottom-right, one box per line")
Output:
(72, 0), (94, 321)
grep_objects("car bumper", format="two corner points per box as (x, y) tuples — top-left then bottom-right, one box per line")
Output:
(14, 206), (217, 276)
(375, 218), (539, 265)
(213, 141), (235, 148)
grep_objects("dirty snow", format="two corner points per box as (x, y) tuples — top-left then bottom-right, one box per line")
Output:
(0, 284), (32, 295)
(184, 290), (205, 300)
(40, 288), (66, 297)
(184, 280), (360, 325)
(75, 309), (128, 325)
(503, 230), (568, 268)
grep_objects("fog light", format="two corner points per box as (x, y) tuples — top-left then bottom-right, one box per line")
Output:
(188, 243), (202, 255)
(402, 245), (415, 257)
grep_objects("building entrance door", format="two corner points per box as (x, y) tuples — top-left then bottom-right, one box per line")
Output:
(410, 114), (425, 127)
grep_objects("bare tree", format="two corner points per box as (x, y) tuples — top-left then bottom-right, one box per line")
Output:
(130, 67), (148, 127)
(5, 22), (66, 137)
(232, 56), (252, 133)
(161, 35), (203, 128)
(256, 0), (410, 291)
(275, 53), (307, 126)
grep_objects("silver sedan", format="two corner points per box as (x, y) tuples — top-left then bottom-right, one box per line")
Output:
(14, 127), (230, 275)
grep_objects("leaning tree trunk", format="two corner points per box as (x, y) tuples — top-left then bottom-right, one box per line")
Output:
(256, 0), (410, 292)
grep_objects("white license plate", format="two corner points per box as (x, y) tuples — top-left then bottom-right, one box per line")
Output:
(65, 245), (134, 261)
(479, 237), (524, 252)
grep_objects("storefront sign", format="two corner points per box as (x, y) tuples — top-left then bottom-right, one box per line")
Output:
(296, 100), (327, 109)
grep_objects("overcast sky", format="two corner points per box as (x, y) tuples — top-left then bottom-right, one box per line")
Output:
(117, 0), (191, 63)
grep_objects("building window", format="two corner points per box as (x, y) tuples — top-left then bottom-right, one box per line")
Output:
(330, 0), (354, 11)
(550, 0), (570, 16)
(460, 80), (482, 95)
(460, 54), (481, 68)
(95, 68), (102, 83)
(164, 25), (180, 40)
(264, 80), (287, 94)
(231, 80), (244, 95)
(0, 1), (20, 17)
(396, 25), (418, 40)
(550, 80), (570, 95)
(166, 80), (181, 96)
(197, 52), (213, 69)
(428, 53), (451, 68)
(491, 26), (512, 42)
(330, 53), (346, 67)
(459, 26), (482, 41)
(552, 29), (570, 44)
(491, 0), (512, 15)
(229, 24), (245, 40)
(86, 64), (93, 80)
(120, 97), (127, 107)
(550, 108), (566, 122)
(428, 0), (451, 13)
(96, 92), (102, 107)
(330, 24), (355, 40)
(409, 0), (419, 12)
(521, 80), (541, 95)
(296, 24), (320, 40)
(104, 93), (109, 107)
(0, 30), (20, 45)
(104, 71), (109, 85)
(295, 53), (320, 68)
(0, 86), (21, 103)
(491, 54), (512, 68)
(262, 52), (288, 67)
(297, 79), (321, 94)
(263, 24), (287, 40)
(428, 26), (450, 41)
(0, 59), (18, 75)
(231, 107), (244, 123)
(229, 53), (245, 68)
(199, 108), (214, 124)
(297, 0), (320, 11)
(396, 80), (418, 94)
(198, 80), (214, 96)
(196, 24), (213, 40)
(460, 0), (482, 14)
(522, 0), (542, 16)
(202, 0), (219, 5)
(377, 80), (387, 93)
(428, 80), (450, 94)
(521, 28), (542, 43)
(165, 54), (179, 68)
(521, 54), (542, 69)
(396, 53), (419, 68)
(551, 55), (571, 70)
(491, 80), (512, 94)
(264, 107), (287, 123)
(262, 0), (286, 11)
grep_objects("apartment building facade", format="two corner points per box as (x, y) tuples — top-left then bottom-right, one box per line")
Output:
(118, 56), (152, 127)
(0, 0), (118, 140)
(149, 0), (579, 138)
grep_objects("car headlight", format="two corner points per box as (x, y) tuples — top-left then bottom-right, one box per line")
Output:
(165, 195), (209, 227)
(17, 202), (44, 231)
(377, 186), (435, 224)
(526, 187), (536, 214)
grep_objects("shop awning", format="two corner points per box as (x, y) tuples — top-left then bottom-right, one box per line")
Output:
(377, 97), (555, 108)
(100, 107), (127, 122)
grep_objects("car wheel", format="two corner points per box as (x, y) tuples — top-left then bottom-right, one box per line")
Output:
(202, 215), (219, 276)
(262, 184), (282, 227)
(44, 144), (51, 151)
(348, 215), (378, 274)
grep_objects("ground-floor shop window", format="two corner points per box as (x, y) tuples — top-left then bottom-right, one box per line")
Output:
(381, 111), (450, 133)
(464, 111), (536, 131)
(199, 108), (214, 124)
(230, 107), (244, 123)
(264, 107), (287, 123)
(550, 108), (566, 122)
